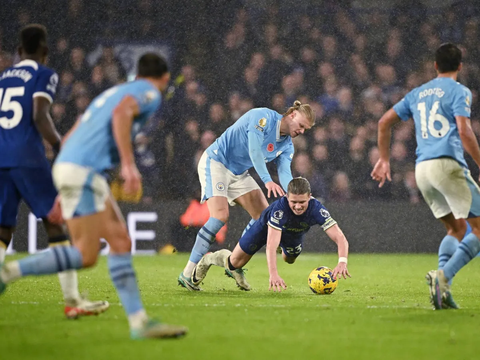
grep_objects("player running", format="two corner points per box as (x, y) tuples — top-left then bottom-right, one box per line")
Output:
(0, 52), (187, 339)
(371, 43), (480, 310)
(193, 177), (351, 291)
(178, 101), (316, 291)
(0, 24), (108, 318)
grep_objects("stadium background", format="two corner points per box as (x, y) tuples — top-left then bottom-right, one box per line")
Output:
(2, 0), (479, 253)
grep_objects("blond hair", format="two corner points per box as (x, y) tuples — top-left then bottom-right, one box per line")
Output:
(283, 100), (315, 126)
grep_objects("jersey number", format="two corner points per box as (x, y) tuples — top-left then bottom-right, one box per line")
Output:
(0, 87), (25, 129)
(417, 101), (450, 139)
(82, 87), (118, 122)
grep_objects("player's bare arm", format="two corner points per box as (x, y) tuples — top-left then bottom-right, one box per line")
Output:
(112, 95), (141, 194)
(266, 224), (287, 291)
(325, 224), (351, 279)
(371, 108), (401, 187)
(33, 96), (61, 150)
(456, 115), (480, 178)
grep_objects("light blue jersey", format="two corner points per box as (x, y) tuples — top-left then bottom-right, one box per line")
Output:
(393, 77), (472, 168)
(206, 108), (294, 191)
(56, 80), (161, 173)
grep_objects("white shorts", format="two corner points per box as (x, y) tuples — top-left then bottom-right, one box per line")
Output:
(198, 151), (261, 206)
(52, 163), (110, 220)
(415, 158), (480, 219)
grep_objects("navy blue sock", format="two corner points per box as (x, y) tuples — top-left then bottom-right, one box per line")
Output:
(19, 246), (82, 275)
(108, 253), (144, 315)
(443, 233), (480, 281)
(189, 217), (225, 263)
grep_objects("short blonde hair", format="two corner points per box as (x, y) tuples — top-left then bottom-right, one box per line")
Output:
(284, 100), (315, 126)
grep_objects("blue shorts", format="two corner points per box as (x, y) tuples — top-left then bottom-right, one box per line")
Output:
(239, 222), (304, 258)
(0, 166), (57, 227)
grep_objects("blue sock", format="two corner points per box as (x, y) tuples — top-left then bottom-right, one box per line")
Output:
(189, 217), (225, 263)
(108, 253), (144, 315)
(443, 233), (480, 281)
(19, 246), (82, 275)
(438, 235), (459, 285)
(242, 219), (256, 237)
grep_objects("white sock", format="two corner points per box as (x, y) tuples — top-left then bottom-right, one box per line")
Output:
(58, 270), (81, 302)
(0, 247), (6, 263)
(0, 261), (21, 283)
(128, 309), (148, 330)
(183, 261), (197, 278)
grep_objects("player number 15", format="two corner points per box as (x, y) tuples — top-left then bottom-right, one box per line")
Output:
(0, 87), (25, 130)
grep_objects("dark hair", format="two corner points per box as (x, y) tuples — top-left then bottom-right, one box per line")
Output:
(435, 43), (462, 73)
(20, 24), (47, 54)
(287, 177), (311, 195)
(138, 53), (169, 78)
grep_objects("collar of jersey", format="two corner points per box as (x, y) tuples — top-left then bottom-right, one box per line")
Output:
(276, 119), (288, 142)
(14, 59), (39, 70)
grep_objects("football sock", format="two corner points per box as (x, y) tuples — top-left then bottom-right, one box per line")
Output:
(438, 235), (459, 286)
(443, 233), (480, 281)
(184, 217), (225, 277)
(108, 253), (146, 329)
(242, 219), (256, 237)
(49, 241), (81, 301)
(227, 256), (236, 271)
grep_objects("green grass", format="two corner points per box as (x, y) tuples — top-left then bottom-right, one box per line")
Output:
(1, 253), (479, 360)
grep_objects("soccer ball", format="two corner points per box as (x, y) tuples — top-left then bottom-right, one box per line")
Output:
(308, 266), (337, 294)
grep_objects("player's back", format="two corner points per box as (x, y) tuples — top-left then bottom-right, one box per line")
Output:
(206, 107), (292, 174)
(0, 60), (57, 168)
(395, 77), (472, 168)
(56, 79), (160, 173)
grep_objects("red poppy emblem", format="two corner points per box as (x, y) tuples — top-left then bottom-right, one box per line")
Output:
(267, 143), (274, 152)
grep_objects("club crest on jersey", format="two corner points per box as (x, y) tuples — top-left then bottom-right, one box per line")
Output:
(258, 118), (267, 127)
(320, 209), (330, 218)
(267, 143), (274, 152)
(273, 210), (284, 220)
(216, 182), (225, 191)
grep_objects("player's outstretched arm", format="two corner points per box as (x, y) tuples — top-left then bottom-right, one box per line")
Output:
(371, 108), (401, 187)
(33, 96), (61, 152)
(266, 225), (287, 291)
(457, 116), (480, 172)
(112, 95), (141, 194)
(325, 224), (351, 280)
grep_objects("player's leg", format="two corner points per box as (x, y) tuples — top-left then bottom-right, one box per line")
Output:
(100, 196), (186, 339)
(180, 153), (228, 290)
(234, 185), (269, 235)
(0, 169), (21, 263)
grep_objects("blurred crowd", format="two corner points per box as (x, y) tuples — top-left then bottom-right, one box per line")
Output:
(1, 0), (480, 204)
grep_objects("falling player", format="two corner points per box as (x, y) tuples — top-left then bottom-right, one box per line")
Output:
(0, 50), (187, 339)
(194, 177), (350, 291)
(0, 24), (108, 318)
(371, 43), (480, 309)
(178, 101), (316, 291)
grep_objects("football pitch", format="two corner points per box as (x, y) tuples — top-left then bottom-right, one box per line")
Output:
(1, 253), (479, 360)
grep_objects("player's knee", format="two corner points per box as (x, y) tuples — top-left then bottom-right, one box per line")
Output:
(284, 257), (296, 264)
(81, 252), (99, 268)
(108, 232), (132, 253)
(214, 211), (229, 224)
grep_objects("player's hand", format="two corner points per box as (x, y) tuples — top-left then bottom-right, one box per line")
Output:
(371, 159), (391, 188)
(332, 262), (351, 280)
(47, 195), (64, 225)
(269, 273), (287, 292)
(121, 163), (142, 195)
(265, 181), (285, 198)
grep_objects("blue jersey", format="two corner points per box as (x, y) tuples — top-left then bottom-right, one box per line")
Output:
(206, 108), (294, 191)
(264, 196), (337, 237)
(0, 60), (58, 168)
(239, 196), (337, 256)
(56, 80), (161, 173)
(393, 77), (472, 167)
